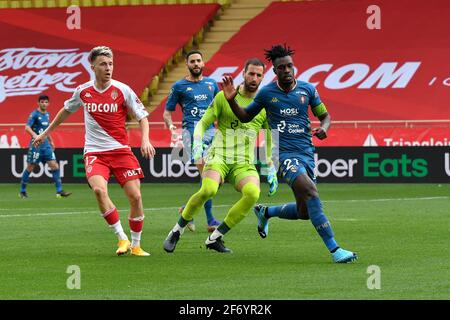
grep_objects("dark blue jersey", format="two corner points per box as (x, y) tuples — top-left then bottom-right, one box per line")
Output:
(245, 80), (322, 154)
(26, 109), (50, 147)
(165, 77), (219, 130)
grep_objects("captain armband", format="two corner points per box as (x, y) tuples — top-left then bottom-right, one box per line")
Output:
(312, 103), (328, 117)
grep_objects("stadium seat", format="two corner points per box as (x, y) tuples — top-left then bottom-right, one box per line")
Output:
(0, 0), (230, 9)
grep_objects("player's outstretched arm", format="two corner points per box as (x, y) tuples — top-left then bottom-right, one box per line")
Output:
(192, 101), (217, 164)
(222, 76), (253, 123)
(33, 108), (71, 147)
(139, 117), (155, 159)
(262, 120), (278, 196)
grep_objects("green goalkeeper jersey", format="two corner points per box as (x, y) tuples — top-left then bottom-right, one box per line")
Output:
(194, 90), (271, 164)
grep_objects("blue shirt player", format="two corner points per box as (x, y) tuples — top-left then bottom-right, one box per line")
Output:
(221, 44), (357, 263)
(163, 50), (220, 232)
(19, 95), (71, 199)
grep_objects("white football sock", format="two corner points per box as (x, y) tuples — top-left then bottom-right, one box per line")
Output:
(131, 231), (141, 247)
(110, 221), (128, 241)
(172, 222), (185, 235)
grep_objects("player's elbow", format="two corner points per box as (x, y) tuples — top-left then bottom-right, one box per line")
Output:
(318, 112), (330, 122)
(138, 116), (148, 124)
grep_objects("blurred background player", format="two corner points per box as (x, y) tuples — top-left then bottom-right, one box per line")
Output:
(164, 58), (278, 253)
(33, 46), (155, 257)
(19, 95), (71, 199)
(221, 44), (357, 263)
(163, 50), (221, 232)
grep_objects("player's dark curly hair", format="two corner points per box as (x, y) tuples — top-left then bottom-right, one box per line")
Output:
(264, 44), (295, 63)
(38, 95), (49, 101)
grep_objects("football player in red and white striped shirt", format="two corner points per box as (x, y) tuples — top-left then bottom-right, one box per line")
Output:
(34, 46), (155, 256)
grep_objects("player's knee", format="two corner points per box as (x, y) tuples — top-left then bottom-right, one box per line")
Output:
(304, 186), (319, 200)
(199, 178), (219, 200)
(47, 161), (59, 170)
(298, 207), (310, 220)
(242, 183), (260, 204)
(92, 186), (108, 199)
(127, 192), (142, 206)
(199, 185), (218, 200)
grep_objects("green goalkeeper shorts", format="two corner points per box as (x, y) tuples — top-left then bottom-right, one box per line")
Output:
(204, 158), (259, 187)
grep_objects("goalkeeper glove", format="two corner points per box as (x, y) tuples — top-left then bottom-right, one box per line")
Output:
(192, 139), (203, 163)
(267, 163), (278, 196)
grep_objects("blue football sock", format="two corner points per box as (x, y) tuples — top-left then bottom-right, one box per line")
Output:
(20, 170), (31, 193)
(50, 169), (62, 193)
(204, 199), (214, 223)
(306, 196), (339, 252)
(266, 203), (299, 220)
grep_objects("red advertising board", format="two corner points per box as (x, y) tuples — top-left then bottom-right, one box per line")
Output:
(202, 0), (450, 122)
(2, 124), (450, 148)
(0, 4), (219, 123)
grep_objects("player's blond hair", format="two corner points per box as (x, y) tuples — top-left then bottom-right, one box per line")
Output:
(89, 46), (113, 64)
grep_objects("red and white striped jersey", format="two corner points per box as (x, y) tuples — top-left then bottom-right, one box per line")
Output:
(64, 79), (148, 154)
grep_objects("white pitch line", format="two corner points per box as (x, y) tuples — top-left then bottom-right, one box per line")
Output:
(0, 207), (91, 211)
(0, 196), (448, 219)
(323, 196), (450, 203)
(0, 204), (232, 218)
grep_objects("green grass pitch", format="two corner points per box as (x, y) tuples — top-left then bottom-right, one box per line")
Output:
(0, 182), (449, 299)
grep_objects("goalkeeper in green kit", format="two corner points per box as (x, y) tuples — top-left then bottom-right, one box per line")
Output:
(164, 58), (278, 253)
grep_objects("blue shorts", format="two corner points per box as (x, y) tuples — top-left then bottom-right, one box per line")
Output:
(182, 127), (215, 162)
(277, 152), (316, 187)
(27, 143), (56, 165)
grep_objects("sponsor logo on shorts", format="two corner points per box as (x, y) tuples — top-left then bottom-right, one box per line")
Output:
(122, 168), (142, 178)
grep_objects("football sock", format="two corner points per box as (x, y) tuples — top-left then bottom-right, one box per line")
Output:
(217, 222), (230, 235)
(50, 169), (62, 193)
(181, 177), (219, 221)
(266, 203), (299, 220)
(102, 208), (128, 241)
(177, 216), (190, 228)
(209, 228), (224, 241)
(306, 196), (339, 252)
(223, 182), (260, 228)
(202, 175), (215, 223)
(172, 221), (186, 235)
(20, 169), (31, 192)
(129, 215), (144, 247)
(204, 199), (214, 224)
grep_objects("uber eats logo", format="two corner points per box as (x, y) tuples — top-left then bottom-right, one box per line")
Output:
(364, 153), (428, 177)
